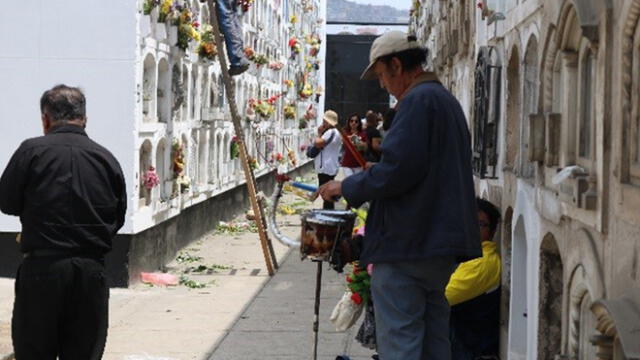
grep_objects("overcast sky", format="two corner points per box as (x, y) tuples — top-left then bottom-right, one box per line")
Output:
(348, 0), (411, 10)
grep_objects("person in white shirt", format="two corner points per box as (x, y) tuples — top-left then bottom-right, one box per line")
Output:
(313, 110), (342, 209)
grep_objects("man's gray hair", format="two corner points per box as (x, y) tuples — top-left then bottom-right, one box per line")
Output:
(40, 84), (86, 123)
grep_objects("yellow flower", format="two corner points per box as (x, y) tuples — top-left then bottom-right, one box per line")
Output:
(290, 15), (298, 24)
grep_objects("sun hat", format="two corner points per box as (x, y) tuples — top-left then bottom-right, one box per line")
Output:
(361, 31), (421, 80)
(323, 110), (339, 127)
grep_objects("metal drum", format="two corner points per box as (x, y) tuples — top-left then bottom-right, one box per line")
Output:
(300, 211), (345, 261)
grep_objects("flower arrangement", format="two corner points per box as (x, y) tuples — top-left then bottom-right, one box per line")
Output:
(271, 152), (285, 164)
(309, 45), (320, 57)
(284, 104), (296, 119)
(248, 156), (258, 170)
(283, 79), (294, 88)
(177, 174), (191, 193)
(345, 263), (371, 306)
(268, 61), (284, 71)
(252, 54), (269, 66)
(303, 105), (316, 120)
(244, 47), (255, 59)
(289, 37), (302, 54)
(254, 101), (275, 119)
(197, 24), (217, 60)
(299, 83), (314, 99)
(143, 0), (160, 15)
(230, 136), (240, 160)
(142, 166), (160, 190)
(158, 0), (174, 23)
(287, 149), (298, 167)
(239, 0), (254, 12)
(299, 119), (308, 129)
(290, 15), (298, 24)
(171, 140), (185, 179)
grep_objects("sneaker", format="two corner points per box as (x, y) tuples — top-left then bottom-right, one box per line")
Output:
(229, 63), (249, 76)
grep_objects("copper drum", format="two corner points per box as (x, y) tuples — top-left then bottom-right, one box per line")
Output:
(300, 212), (345, 261)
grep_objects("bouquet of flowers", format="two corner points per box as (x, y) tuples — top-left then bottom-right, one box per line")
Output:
(252, 54), (269, 66)
(309, 45), (320, 57)
(283, 79), (294, 88)
(284, 104), (296, 119)
(230, 136), (240, 159)
(254, 101), (275, 118)
(298, 119), (308, 129)
(268, 61), (284, 71)
(197, 24), (217, 60)
(287, 149), (297, 167)
(290, 15), (298, 24)
(345, 263), (371, 306)
(142, 166), (160, 190)
(299, 83), (313, 99)
(248, 156), (258, 170)
(143, 0), (160, 15)
(271, 152), (285, 164)
(239, 0), (254, 12)
(244, 47), (256, 60)
(330, 263), (369, 332)
(289, 37), (301, 54)
(171, 140), (185, 178)
(158, 0), (174, 22)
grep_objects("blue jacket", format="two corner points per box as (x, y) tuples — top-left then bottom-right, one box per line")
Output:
(342, 73), (481, 264)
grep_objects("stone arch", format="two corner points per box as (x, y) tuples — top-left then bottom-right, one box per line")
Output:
(157, 56), (170, 123)
(198, 129), (208, 185)
(521, 35), (539, 178)
(566, 264), (597, 359)
(182, 64), (189, 121)
(505, 45), (521, 170)
(508, 215), (529, 359)
(142, 53), (157, 122)
(541, 26), (559, 113)
(537, 233), (564, 360)
(620, 0), (640, 182)
(500, 207), (514, 357)
(139, 139), (153, 205)
(156, 138), (168, 201)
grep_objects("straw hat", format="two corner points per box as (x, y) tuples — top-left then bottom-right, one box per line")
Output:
(323, 110), (338, 127)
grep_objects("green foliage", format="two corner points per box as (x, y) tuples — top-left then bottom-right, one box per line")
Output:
(179, 275), (207, 289)
(176, 252), (203, 263)
(346, 264), (371, 305)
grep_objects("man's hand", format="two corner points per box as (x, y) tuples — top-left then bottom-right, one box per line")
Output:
(319, 180), (342, 202)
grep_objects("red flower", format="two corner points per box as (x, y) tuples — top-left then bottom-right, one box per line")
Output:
(351, 292), (362, 305)
(352, 267), (360, 275)
(288, 37), (298, 48)
(477, 1), (483, 9)
(192, 21), (200, 28)
(346, 275), (353, 283)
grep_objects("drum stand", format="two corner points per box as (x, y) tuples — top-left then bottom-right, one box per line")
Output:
(312, 259), (322, 360)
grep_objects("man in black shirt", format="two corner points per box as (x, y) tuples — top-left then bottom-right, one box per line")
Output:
(364, 110), (382, 163)
(0, 84), (127, 359)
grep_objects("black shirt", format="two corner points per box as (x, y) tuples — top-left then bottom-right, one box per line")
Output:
(364, 126), (381, 162)
(0, 125), (127, 254)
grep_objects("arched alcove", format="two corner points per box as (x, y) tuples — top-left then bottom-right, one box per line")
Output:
(209, 73), (217, 108)
(505, 46), (521, 170)
(223, 133), (231, 180)
(508, 216), (528, 359)
(217, 132), (224, 183)
(143, 54), (157, 122)
(139, 140), (153, 206)
(182, 64), (189, 121)
(191, 65), (200, 120)
(189, 130), (198, 188)
(567, 265), (597, 359)
(156, 138), (168, 201)
(217, 74), (225, 108)
(538, 233), (563, 360)
(208, 131), (217, 184)
(157, 57), (170, 123)
(181, 133), (189, 191)
(198, 129), (208, 185)
(500, 207), (514, 358)
(521, 36), (539, 178)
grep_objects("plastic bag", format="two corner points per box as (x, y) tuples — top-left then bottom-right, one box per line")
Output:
(330, 291), (364, 332)
(140, 272), (178, 286)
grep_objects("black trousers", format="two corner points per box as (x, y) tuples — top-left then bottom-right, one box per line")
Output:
(12, 255), (109, 360)
(318, 173), (336, 209)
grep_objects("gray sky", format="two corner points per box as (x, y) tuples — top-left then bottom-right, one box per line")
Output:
(348, 0), (410, 10)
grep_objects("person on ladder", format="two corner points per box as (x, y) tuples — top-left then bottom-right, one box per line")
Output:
(214, 0), (250, 76)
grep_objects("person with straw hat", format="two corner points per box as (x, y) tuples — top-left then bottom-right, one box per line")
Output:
(319, 31), (481, 360)
(312, 110), (342, 210)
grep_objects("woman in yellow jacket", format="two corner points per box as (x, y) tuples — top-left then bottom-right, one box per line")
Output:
(446, 198), (502, 360)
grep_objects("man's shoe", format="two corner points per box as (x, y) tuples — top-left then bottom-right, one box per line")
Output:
(229, 63), (249, 76)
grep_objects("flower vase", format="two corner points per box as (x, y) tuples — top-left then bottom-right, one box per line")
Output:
(150, 7), (159, 36)
(168, 25), (178, 46)
(156, 22), (168, 41)
(140, 14), (152, 38)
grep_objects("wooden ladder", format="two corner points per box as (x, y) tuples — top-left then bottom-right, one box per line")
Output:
(206, 0), (278, 275)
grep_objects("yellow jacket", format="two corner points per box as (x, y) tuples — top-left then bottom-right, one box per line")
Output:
(445, 241), (501, 306)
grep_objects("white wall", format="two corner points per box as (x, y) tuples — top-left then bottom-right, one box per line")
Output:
(0, 0), (138, 232)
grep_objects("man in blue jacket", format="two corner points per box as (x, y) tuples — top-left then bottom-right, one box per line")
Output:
(319, 31), (481, 360)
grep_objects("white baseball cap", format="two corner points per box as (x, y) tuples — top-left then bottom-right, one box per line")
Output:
(361, 31), (421, 80)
